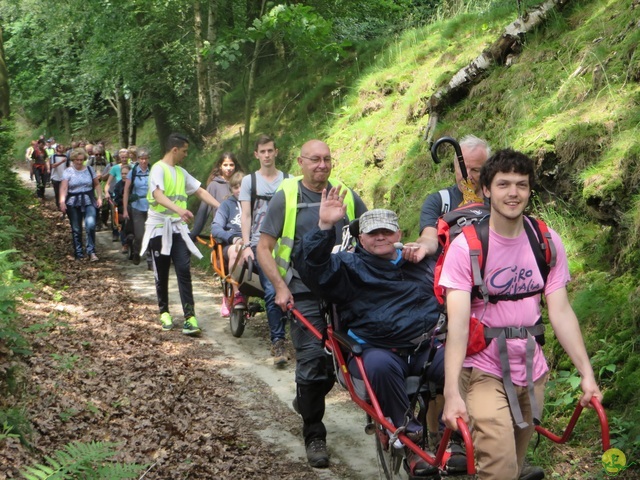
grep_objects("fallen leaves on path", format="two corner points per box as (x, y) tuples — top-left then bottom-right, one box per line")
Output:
(0, 201), (312, 479)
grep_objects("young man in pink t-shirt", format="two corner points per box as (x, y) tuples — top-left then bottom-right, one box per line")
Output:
(439, 149), (602, 480)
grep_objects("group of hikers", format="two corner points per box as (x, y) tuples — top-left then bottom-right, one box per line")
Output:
(29, 131), (603, 479)
(27, 137), (151, 265)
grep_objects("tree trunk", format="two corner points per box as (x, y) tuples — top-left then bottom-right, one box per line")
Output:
(63, 108), (71, 136)
(422, 0), (572, 143)
(55, 108), (63, 132)
(152, 103), (172, 156)
(130, 125), (137, 146)
(207, 1), (220, 135)
(128, 92), (136, 146)
(0, 25), (9, 120)
(246, 0), (262, 26)
(242, 0), (267, 161)
(241, 39), (260, 161)
(112, 81), (128, 147)
(273, 33), (285, 61)
(194, 0), (209, 137)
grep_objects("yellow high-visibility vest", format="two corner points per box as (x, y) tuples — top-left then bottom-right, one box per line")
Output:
(147, 161), (187, 217)
(274, 176), (355, 282)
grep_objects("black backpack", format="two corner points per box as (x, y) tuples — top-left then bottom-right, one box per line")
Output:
(128, 163), (139, 200)
(249, 171), (291, 219)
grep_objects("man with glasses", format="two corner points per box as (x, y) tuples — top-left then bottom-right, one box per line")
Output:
(405, 135), (491, 263)
(257, 139), (367, 468)
(239, 135), (291, 366)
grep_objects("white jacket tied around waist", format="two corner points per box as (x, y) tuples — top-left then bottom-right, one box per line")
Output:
(140, 208), (202, 259)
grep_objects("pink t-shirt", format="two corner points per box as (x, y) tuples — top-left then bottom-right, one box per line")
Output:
(439, 221), (570, 385)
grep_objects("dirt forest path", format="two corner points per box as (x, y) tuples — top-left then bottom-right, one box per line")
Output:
(93, 205), (380, 479)
(5, 168), (381, 479)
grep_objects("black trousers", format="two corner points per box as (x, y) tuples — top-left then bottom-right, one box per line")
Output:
(33, 166), (46, 198)
(290, 296), (335, 445)
(149, 234), (195, 320)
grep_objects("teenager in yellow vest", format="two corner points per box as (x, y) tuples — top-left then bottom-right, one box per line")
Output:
(140, 133), (221, 336)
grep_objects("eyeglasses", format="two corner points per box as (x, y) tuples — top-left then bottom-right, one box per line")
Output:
(138, 156), (150, 159)
(299, 155), (333, 164)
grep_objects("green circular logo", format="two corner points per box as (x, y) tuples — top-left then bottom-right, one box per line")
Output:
(602, 448), (627, 474)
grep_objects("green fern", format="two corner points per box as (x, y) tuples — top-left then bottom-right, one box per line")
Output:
(94, 462), (150, 479)
(0, 421), (19, 442)
(21, 440), (146, 480)
(0, 249), (32, 357)
(0, 409), (31, 446)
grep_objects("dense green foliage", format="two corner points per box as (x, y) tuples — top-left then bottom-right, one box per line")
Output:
(0, 120), (31, 355)
(0, 0), (444, 150)
(216, 0), (640, 464)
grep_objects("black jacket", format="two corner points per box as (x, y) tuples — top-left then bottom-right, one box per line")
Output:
(296, 227), (440, 349)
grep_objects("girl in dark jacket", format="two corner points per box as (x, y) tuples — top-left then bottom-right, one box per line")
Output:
(31, 139), (49, 200)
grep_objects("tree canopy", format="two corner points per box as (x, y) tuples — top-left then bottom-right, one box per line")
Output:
(0, 0), (438, 151)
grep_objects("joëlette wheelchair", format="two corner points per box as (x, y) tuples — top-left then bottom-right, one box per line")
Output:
(197, 236), (264, 337)
(287, 302), (475, 479)
(287, 302), (611, 479)
(283, 220), (610, 479)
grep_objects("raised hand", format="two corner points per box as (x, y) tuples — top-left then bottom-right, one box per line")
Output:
(318, 187), (347, 230)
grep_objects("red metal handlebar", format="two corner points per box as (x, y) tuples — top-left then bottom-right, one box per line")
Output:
(288, 304), (476, 473)
(287, 304), (609, 470)
(287, 303), (332, 348)
(535, 397), (610, 451)
(435, 418), (476, 474)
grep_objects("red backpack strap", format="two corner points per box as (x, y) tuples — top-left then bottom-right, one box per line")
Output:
(532, 218), (557, 268)
(523, 217), (557, 287)
(433, 204), (490, 304)
(461, 222), (490, 305)
(433, 253), (446, 305)
(433, 216), (451, 304)
(436, 216), (451, 250)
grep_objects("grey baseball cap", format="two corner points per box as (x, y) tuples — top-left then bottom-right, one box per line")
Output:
(359, 209), (400, 234)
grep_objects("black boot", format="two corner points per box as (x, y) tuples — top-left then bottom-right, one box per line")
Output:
(296, 382), (331, 467)
(520, 465), (545, 480)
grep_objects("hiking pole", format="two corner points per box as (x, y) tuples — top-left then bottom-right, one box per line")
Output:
(431, 136), (467, 180)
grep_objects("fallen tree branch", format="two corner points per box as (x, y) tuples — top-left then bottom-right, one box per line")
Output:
(422, 0), (572, 144)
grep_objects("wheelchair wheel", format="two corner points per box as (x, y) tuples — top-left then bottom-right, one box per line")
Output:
(229, 308), (246, 338)
(375, 427), (409, 479)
